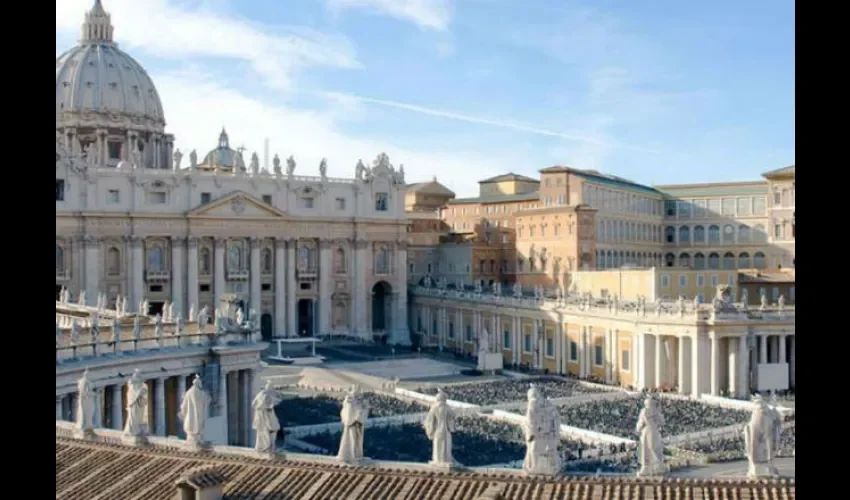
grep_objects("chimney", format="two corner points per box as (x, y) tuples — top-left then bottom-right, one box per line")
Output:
(174, 466), (227, 500)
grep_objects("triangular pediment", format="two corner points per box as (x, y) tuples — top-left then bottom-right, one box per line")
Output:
(187, 191), (287, 218)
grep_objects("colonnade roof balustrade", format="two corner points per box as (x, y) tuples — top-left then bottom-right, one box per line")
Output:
(410, 285), (795, 325)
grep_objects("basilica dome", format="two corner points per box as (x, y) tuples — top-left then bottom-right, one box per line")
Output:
(199, 129), (246, 171)
(55, 1), (165, 133)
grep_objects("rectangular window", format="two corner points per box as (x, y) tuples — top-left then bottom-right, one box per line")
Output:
(524, 334), (532, 353)
(335, 197), (346, 211)
(664, 200), (677, 217)
(465, 325), (472, 342)
(679, 274), (687, 287)
(503, 330), (511, 349)
(199, 284), (210, 292)
(621, 350), (630, 371)
(594, 344), (603, 366)
(432, 319), (438, 335)
(261, 283), (271, 291)
(661, 275), (670, 288)
(303, 197), (314, 209)
(408, 262), (415, 273)
(736, 197), (751, 216)
(697, 293), (704, 303)
(501, 234), (509, 244)
(448, 322), (454, 339)
(479, 260), (485, 273)
(753, 197), (766, 215)
(375, 193), (389, 211)
(107, 141), (122, 160)
(774, 224), (783, 239)
(546, 338), (554, 357)
(693, 200), (706, 218)
(721, 198), (736, 216)
(710, 275), (719, 287)
(262, 194), (272, 205)
(677, 201), (691, 218)
(200, 192), (211, 204)
(107, 189), (120, 204)
(427, 263), (432, 274)
(696, 274), (705, 288)
(569, 341), (578, 361)
(56, 179), (65, 201)
(148, 191), (166, 204)
(728, 274), (736, 286)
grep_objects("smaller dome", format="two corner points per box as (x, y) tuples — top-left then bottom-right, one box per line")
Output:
(200, 128), (245, 171)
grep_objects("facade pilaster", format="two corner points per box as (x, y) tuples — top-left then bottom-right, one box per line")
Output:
(213, 238), (226, 312)
(286, 240), (297, 337)
(130, 236), (144, 312)
(245, 370), (255, 446)
(779, 334), (787, 363)
(678, 336), (689, 394)
(691, 334), (708, 397)
(56, 396), (63, 421)
(111, 385), (123, 430)
(171, 237), (185, 318)
(154, 377), (166, 436)
(394, 241), (410, 345)
(84, 235), (101, 302)
(579, 327), (587, 378)
(758, 334), (767, 364)
(728, 337), (738, 397)
(352, 239), (367, 339)
(789, 336), (795, 388)
(274, 239), (286, 337)
(655, 334), (663, 389)
(176, 375), (187, 437)
(187, 237), (199, 316)
(318, 240), (332, 335)
(218, 370), (229, 442)
(710, 334), (720, 396)
(250, 238), (261, 318)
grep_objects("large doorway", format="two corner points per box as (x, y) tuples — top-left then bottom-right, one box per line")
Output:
(371, 281), (392, 336)
(261, 314), (273, 340)
(149, 301), (164, 317)
(297, 299), (314, 337)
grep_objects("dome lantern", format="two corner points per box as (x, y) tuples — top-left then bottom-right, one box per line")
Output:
(81, 1), (114, 44)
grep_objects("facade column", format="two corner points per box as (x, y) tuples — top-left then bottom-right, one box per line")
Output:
(633, 333), (642, 389)
(758, 335), (767, 364)
(678, 336), (689, 395)
(779, 334), (787, 363)
(130, 237), (144, 313)
(394, 241), (410, 345)
(84, 236), (101, 302)
(218, 370), (229, 443)
(56, 396), (63, 421)
(93, 389), (103, 428)
(155, 378), (166, 436)
(214, 238), (226, 312)
(555, 321), (563, 375)
(111, 385), (123, 430)
(352, 239), (367, 339)
(691, 334), (706, 398)
(187, 237), (199, 316)
(274, 239), (286, 337)
(710, 334), (720, 396)
(737, 335), (749, 398)
(171, 238), (185, 318)
(286, 240), (297, 337)
(512, 316), (520, 363)
(728, 338), (738, 397)
(318, 240), (332, 335)
(611, 329), (619, 384)
(789, 335), (795, 388)
(176, 375), (187, 437)
(245, 370), (255, 446)
(655, 334), (663, 389)
(250, 238), (261, 318)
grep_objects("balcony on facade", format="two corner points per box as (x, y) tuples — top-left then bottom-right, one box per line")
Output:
(145, 270), (171, 282)
(226, 268), (250, 281)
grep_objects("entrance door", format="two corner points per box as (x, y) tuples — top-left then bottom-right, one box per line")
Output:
(297, 299), (314, 337)
(261, 314), (273, 340)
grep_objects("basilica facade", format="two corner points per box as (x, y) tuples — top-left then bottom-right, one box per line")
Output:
(55, 1), (410, 344)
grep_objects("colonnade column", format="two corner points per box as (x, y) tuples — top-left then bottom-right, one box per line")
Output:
(249, 238), (261, 320)
(789, 336), (795, 388)
(495, 315), (502, 355)
(512, 317), (520, 363)
(655, 334), (663, 389)
(171, 237), (185, 318)
(737, 336), (749, 398)
(111, 385), (123, 430)
(758, 335), (767, 364)
(176, 375), (187, 437)
(394, 241), (409, 345)
(154, 377), (166, 436)
(579, 327), (587, 377)
(317, 240), (332, 336)
(273, 239), (286, 337)
(56, 396), (63, 421)
(728, 338), (738, 397)
(130, 236), (144, 313)
(187, 237), (199, 318)
(84, 236), (100, 303)
(678, 336), (689, 395)
(555, 322), (562, 375)
(213, 238), (226, 312)
(710, 334), (720, 396)
(286, 240), (297, 337)
(93, 389), (103, 428)
(692, 333), (707, 398)
(779, 334), (787, 363)
(240, 370), (254, 446)
(633, 333), (642, 389)
(218, 369), (229, 442)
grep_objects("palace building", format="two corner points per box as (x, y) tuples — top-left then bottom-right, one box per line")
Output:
(56, 1), (410, 345)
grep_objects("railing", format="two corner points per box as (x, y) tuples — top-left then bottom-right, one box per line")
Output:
(92, 165), (359, 185)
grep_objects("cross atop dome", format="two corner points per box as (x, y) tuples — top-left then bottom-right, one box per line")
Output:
(81, 0), (114, 44)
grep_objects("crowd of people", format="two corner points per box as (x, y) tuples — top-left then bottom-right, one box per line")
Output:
(550, 396), (751, 439)
(562, 454), (640, 474)
(418, 377), (605, 406)
(678, 424), (796, 459)
(276, 393), (427, 428)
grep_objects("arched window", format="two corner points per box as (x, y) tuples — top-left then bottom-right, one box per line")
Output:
(229, 243), (243, 271)
(261, 248), (272, 274)
(56, 245), (65, 273)
(723, 252), (736, 270)
(334, 248), (346, 273)
(722, 224), (735, 243)
(708, 225), (720, 243)
(754, 251), (766, 269)
(693, 225), (705, 243)
(738, 225), (751, 242)
(298, 247), (310, 270)
(679, 226), (690, 245)
(708, 252), (720, 269)
(738, 252), (751, 268)
(665, 226), (676, 243)
(148, 245), (163, 272)
(200, 248), (211, 274)
(679, 253), (691, 268)
(753, 224), (767, 242)
(693, 252), (705, 269)
(664, 253), (675, 267)
(107, 247), (120, 276)
(375, 246), (390, 274)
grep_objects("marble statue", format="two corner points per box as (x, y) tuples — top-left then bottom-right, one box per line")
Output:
(457, 279), (465, 292)
(654, 298), (663, 316)
(423, 389), (457, 467)
(71, 319), (81, 345)
(397, 164), (405, 184)
(189, 149), (198, 169)
(250, 152), (260, 174)
(180, 375), (212, 447)
(252, 380), (281, 454)
(76, 369), (96, 434)
(111, 317), (120, 345)
(84, 143), (99, 165)
(173, 149), (183, 170)
(319, 158), (328, 179)
(188, 304), (196, 325)
(355, 159), (366, 180)
(286, 155), (296, 176)
(493, 281), (501, 296)
(740, 288), (749, 305)
(273, 154), (281, 175)
(513, 282), (522, 298)
(523, 385), (561, 476)
(162, 301), (170, 321)
(337, 386), (370, 464)
(475, 281), (483, 294)
(249, 308), (260, 330)
(154, 314), (163, 339)
(676, 296), (685, 314)
(477, 327), (491, 361)
(777, 294), (786, 311)
(176, 315), (185, 334)
(236, 307), (245, 326)
(131, 149), (141, 168)
(132, 315), (141, 340)
(142, 299), (149, 316)
(197, 306), (210, 328)
(78, 290), (87, 306)
(124, 369), (149, 439)
(743, 395), (781, 477)
(759, 293), (768, 311)
(693, 295), (701, 309)
(636, 396), (667, 476)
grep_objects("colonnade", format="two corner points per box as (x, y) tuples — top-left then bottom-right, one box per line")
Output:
(56, 368), (257, 447)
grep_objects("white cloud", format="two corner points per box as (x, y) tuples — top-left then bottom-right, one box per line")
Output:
(56, 0), (361, 89)
(326, 0), (453, 31)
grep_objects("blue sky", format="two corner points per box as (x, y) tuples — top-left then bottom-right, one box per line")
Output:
(56, 0), (795, 197)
